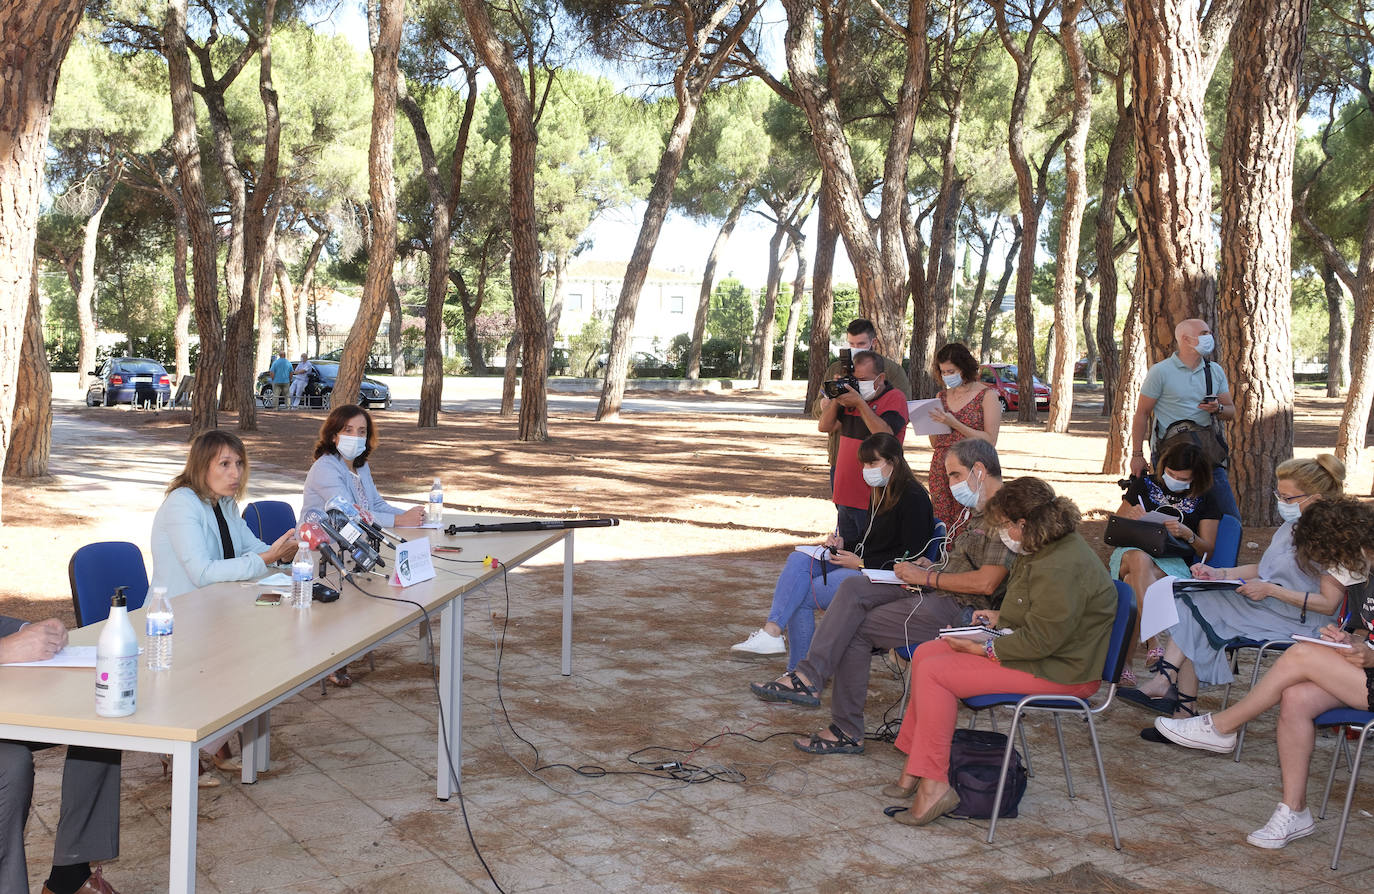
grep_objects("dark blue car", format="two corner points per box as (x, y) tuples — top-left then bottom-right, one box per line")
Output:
(256, 359), (391, 410)
(86, 357), (172, 407)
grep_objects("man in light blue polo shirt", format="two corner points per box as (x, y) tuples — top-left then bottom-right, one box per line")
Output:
(268, 350), (292, 409)
(1130, 318), (1239, 518)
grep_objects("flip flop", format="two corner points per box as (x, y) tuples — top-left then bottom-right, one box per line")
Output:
(750, 671), (819, 707)
(794, 723), (864, 755)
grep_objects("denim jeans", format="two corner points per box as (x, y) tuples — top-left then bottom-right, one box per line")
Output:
(767, 551), (863, 671)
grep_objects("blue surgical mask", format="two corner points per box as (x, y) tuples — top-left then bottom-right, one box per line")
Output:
(1196, 334), (1215, 355)
(942, 372), (963, 390)
(1161, 472), (1190, 493)
(337, 434), (367, 461)
(951, 471), (982, 508)
(862, 465), (890, 487)
(1276, 498), (1303, 523)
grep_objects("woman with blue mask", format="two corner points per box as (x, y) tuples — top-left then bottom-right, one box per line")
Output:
(302, 404), (427, 686)
(1111, 440), (1222, 688)
(1129, 454), (1347, 728)
(732, 433), (936, 682)
(925, 342), (1000, 529)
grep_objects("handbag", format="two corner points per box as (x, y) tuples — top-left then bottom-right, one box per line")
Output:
(946, 728), (1027, 819)
(1156, 362), (1229, 466)
(1104, 514), (1194, 559)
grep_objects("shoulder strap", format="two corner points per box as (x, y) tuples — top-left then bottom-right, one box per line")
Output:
(1204, 361), (1213, 396)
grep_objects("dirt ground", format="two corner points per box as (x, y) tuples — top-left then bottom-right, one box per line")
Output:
(0, 381), (1352, 618)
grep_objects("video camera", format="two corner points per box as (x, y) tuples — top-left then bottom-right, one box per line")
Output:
(822, 348), (861, 399)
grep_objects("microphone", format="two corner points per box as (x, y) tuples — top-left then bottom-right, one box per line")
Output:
(326, 495), (401, 547)
(326, 507), (382, 571)
(299, 510), (352, 581)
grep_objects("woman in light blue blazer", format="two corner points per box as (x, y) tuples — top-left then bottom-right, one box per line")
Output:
(149, 429), (296, 780)
(301, 404), (426, 529)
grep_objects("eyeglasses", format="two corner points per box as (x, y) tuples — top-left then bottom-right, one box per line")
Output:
(1273, 491), (1311, 504)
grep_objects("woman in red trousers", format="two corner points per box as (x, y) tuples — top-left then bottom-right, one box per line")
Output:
(885, 476), (1118, 826)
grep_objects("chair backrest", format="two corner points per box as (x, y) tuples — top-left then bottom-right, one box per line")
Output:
(924, 520), (948, 562)
(1102, 581), (1138, 685)
(242, 500), (297, 543)
(67, 542), (150, 627)
(1212, 514), (1242, 569)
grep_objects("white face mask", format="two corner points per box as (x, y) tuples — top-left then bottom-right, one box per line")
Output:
(999, 528), (1023, 555)
(1195, 333), (1215, 355)
(1161, 472), (1190, 493)
(862, 464), (890, 487)
(1330, 565), (1369, 588)
(337, 434), (367, 461)
(951, 470), (982, 508)
(857, 379), (879, 400)
(1276, 498), (1303, 523)
(941, 372), (963, 390)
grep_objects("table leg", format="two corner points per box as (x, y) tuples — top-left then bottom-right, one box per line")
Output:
(168, 741), (199, 893)
(562, 530), (574, 677)
(436, 597), (462, 800)
(240, 717), (260, 785)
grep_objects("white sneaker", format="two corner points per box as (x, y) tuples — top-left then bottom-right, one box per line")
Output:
(731, 629), (786, 655)
(1246, 803), (1315, 849)
(1154, 713), (1237, 753)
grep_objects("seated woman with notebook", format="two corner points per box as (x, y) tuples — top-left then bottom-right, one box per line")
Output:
(1130, 454), (1346, 723)
(1154, 496), (1373, 851)
(731, 432), (935, 679)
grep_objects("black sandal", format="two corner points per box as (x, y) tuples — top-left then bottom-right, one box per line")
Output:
(794, 723), (864, 755)
(750, 671), (820, 707)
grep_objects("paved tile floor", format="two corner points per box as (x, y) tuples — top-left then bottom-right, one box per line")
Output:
(16, 409), (1374, 892)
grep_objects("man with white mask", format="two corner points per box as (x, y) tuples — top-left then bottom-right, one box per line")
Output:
(751, 439), (1014, 754)
(1130, 317), (1239, 518)
(818, 351), (910, 545)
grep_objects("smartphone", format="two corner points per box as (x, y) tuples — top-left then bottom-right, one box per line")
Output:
(255, 592), (283, 606)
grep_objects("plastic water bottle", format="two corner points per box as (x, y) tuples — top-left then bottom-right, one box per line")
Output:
(291, 541), (314, 608)
(144, 586), (174, 671)
(95, 587), (138, 717)
(427, 477), (444, 525)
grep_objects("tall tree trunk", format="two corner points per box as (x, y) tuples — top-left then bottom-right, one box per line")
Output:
(546, 252), (568, 359)
(962, 217), (996, 346)
(1046, 0), (1091, 433)
(1124, 0), (1217, 361)
(1104, 277), (1147, 474)
(450, 270), (489, 375)
(275, 252), (296, 359)
(1323, 261), (1349, 397)
(1338, 208), (1374, 480)
(387, 282), (406, 376)
(781, 225), (809, 382)
(1217, 0), (1308, 524)
(337, 0), (403, 413)
(688, 194), (747, 380)
(74, 166), (122, 390)
(930, 179), (963, 352)
(4, 246), (52, 478)
(755, 219), (789, 388)
(1095, 94), (1133, 418)
(165, 0), (223, 436)
(294, 222), (328, 355)
(1080, 287), (1096, 386)
(994, 0), (1054, 422)
(805, 181), (839, 412)
(254, 216), (279, 378)
(981, 216), (1021, 363)
(458, 0), (548, 439)
(500, 334), (520, 417)
(919, 90), (966, 377)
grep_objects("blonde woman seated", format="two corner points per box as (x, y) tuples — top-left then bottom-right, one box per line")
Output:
(1155, 497), (1373, 850)
(883, 477), (1116, 825)
(1133, 455), (1345, 723)
(150, 430), (297, 781)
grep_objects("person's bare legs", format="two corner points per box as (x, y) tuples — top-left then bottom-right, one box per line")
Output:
(1210, 644), (1366, 735)
(1120, 549), (1164, 665)
(1273, 682), (1347, 810)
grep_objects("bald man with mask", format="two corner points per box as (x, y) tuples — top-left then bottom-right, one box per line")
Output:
(1130, 318), (1240, 520)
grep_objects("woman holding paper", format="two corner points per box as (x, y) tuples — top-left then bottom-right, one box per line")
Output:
(1154, 497), (1372, 850)
(926, 343), (1000, 528)
(1131, 455), (1346, 721)
(732, 433), (935, 682)
(884, 477), (1116, 825)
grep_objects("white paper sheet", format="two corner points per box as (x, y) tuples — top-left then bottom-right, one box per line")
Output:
(1139, 575), (1179, 641)
(3, 645), (98, 668)
(907, 399), (952, 436)
(861, 569), (903, 585)
(794, 545), (832, 561)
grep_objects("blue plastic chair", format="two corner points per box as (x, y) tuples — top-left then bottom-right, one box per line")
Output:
(959, 580), (1135, 847)
(923, 520), (948, 562)
(1212, 514), (1242, 569)
(242, 500), (296, 543)
(67, 542), (149, 627)
(1315, 708), (1374, 869)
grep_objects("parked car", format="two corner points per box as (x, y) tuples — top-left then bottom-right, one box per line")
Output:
(1073, 356), (1104, 379)
(979, 363), (1050, 412)
(585, 352), (675, 378)
(86, 357), (172, 407)
(256, 359), (391, 410)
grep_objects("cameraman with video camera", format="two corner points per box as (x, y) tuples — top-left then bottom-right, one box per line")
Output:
(818, 350), (910, 544)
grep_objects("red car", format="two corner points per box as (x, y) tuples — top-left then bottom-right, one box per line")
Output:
(979, 363), (1050, 412)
